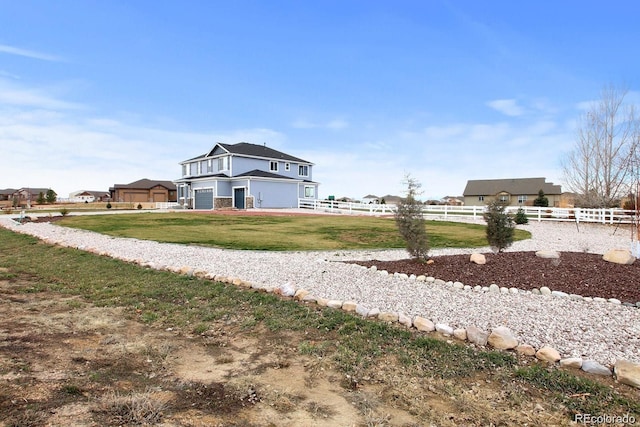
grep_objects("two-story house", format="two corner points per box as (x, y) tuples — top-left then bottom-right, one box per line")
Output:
(174, 142), (319, 210)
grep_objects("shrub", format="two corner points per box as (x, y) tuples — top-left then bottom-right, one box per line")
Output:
(533, 189), (549, 207)
(394, 175), (429, 260)
(483, 200), (515, 252)
(137, 203), (143, 210)
(59, 207), (69, 217)
(106, 202), (112, 209)
(514, 207), (528, 224)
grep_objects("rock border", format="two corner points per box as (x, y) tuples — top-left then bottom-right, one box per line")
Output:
(125, 253), (640, 390)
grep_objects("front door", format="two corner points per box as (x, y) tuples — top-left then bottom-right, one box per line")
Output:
(234, 188), (245, 209)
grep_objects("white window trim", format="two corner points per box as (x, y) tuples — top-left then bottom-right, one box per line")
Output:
(285, 162), (290, 171)
(298, 165), (309, 177)
(270, 161), (279, 172)
(304, 185), (315, 198)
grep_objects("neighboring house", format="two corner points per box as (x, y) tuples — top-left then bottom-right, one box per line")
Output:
(362, 194), (380, 204)
(0, 188), (17, 201)
(463, 178), (562, 207)
(69, 190), (111, 203)
(441, 196), (464, 206)
(109, 179), (177, 203)
(10, 188), (53, 206)
(174, 142), (319, 209)
(379, 194), (403, 205)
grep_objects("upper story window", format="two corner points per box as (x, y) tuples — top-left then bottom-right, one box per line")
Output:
(298, 165), (309, 177)
(198, 161), (202, 175)
(270, 161), (279, 172)
(218, 156), (229, 171)
(285, 162), (290, 171)
(478, 195), (485, 202)
(207, 159), (213, 173)
(182, 164), (187, 176)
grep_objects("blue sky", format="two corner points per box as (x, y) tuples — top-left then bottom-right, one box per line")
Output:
(1, 1), (639, 200)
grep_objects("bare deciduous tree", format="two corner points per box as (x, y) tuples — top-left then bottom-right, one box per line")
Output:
(562, 85), (639, 207)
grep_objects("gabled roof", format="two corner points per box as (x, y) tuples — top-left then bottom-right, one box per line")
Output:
(181, 142), (312, 164)
(0, 188), (17, 195)
(111, 179), (177, 191)
(463, 178), (561, 196)
(72, 190), (111, 197)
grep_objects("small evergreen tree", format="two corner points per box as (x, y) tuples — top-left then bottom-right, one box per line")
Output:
(106, 202), (112, 209)
(533, 189), (549, 207)
(394, 175), (429, 260)
(45, 189), (57, 204)
(36, 192), (46, 205)
(514, 207), (528, 224)
(483, 199), (515, 252)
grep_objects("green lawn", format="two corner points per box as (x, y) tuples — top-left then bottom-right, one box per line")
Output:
(55, 212), (531, 251)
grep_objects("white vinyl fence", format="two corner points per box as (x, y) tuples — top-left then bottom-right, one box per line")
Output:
(298, 199), (638, 224)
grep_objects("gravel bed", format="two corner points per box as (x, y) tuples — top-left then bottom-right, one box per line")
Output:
(2, 215), (639, 367)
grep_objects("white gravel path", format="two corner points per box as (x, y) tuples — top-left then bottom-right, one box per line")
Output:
(1, 212), (639, 367)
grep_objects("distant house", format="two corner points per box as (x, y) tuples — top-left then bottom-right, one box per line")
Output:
(441, 196), (464, 206)
(174, 142), (319, 210)
(463, 178), (562, 207)
(69, 190), (111, 203)
(109, 179), (177, 203)
(379, 194), (403, 205)
(362, 194), (380, 204)
(0, 188), (16, 202)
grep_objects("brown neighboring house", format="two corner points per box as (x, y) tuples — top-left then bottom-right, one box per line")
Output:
(109, 179), (177, 203)
(463, 178), (562, 207)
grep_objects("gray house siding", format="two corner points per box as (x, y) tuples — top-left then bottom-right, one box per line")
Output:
(250, 180), (299, 208)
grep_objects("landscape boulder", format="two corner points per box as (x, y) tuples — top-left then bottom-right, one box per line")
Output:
(466, 326), (489, 346)
(603, 249), (635, 265)
(535, 250), (560, 259)
(536, 346), (561, 363)
(470, 253), (486, 265)
(614, 360), (640, 389)
(488, 326), (518, 350)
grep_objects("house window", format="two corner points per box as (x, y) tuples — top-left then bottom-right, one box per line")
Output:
(478, 196), (485, 202)
(518, 195), (527, 204)
(198, 162), (202, 175)
(218, 156), (229, 171)
(499, 195), (509, 203)
(270, 161), (279, 172)
(285, 162), (290, 171)
(298, 165), (309, 177)
(304, 185), (315, 198)
(182, 164), (187, 176)
(207, 159), (213, 173)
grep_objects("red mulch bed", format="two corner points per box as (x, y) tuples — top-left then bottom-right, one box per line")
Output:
(350, 252), (640, 304)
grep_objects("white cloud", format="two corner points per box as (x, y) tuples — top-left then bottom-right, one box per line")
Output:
(0, 43), (63, 62)
(291, 117), (349, 130)
(486, 99), (524, 117)
(0, 79), (82, 110)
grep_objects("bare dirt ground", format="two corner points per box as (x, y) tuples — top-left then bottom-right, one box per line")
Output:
(0, 273), (601, 427)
